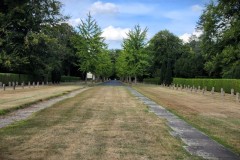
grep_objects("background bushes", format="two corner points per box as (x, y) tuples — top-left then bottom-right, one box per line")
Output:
(61, 76), (80, 82)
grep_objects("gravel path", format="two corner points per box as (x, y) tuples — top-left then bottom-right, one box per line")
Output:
(0, 87), (89, 129)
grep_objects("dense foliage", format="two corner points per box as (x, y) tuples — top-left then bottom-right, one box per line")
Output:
(0, 1), (113, 82)
(0, 0), (239, 84)
(71, 13), (112, 82)
(115, 25), (150, 83)
(198, 0), (240, 78)
(0, 0), (82, 82)
(143, 0), (239, 85)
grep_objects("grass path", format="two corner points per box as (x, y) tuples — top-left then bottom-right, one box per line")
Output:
(134, 85), (240, 155)
(0, 86), (200, 160)
(0, 85), (83, 114)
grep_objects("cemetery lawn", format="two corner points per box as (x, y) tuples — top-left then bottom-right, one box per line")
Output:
(0, 86), (201, 160)
(0, 84), (84, 114)
(134, 85), (240, 155)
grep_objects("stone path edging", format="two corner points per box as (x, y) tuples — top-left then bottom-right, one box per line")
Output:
(127, 86), (240, 160)
(0, 87), (89, 129)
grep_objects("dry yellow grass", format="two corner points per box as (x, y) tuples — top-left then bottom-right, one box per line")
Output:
(0, 86), (200, 160)
(134, 85), (240, 154)
(0, 85), (83, 110)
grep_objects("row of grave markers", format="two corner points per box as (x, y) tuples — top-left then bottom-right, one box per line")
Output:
(0, 81), (49, 91)
(160, 83), (240, 103)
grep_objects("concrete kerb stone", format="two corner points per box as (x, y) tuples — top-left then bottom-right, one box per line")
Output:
(126, 86), (240, 160)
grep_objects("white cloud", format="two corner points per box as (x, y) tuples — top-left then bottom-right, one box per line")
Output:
(179, 33), (191, 43)
(179, 30), (203, 43)
(67, 18), (81, 27)
(193, 30), (203, 37)
(102, 26), (130, 41)
(89, 1), (119, 15)
(191, 5), (203, 12)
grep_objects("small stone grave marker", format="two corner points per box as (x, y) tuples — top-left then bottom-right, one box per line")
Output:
(231, 89), (234, 96)
(13, 82), (15, 90)
(221, 88), (225, 97)
(202, 88), (205, 95)
(236, 93), (239, 102)
(211, 87), (214, 95)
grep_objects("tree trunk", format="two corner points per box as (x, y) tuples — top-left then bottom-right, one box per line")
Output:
(134, 75), (137, 84)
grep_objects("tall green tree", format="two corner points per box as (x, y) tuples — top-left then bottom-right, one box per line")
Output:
(122, 25), (149, 83)
(95, 50), (113, 81)
(23, 23), (79, 82)
(198, 0), (240, 78)
(174, 37), (205, 78)
(109, 49), (121, 79)
(115, 51), (129, 81)
(72, 13), (106, 82)
(0, 0), (65, 77)
(148, 30), (182, 84)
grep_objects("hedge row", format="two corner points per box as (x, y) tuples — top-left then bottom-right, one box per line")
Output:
(0, 73), (81, 84)
(61, 75), (80, 82)
(143, 78), (160, 85)
(173, 78), (240, 93)
(0, 73), (34, 84)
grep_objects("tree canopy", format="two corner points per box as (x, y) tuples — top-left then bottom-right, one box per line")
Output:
(116, 25), (150, 83)
(0, 0), (239, 83)
(198, 0), (240, 78)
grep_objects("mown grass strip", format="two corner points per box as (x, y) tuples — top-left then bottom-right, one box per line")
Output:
(134, 85), (240, 155)
(0, 86), (201, 160)
(0, 88), (81, 116)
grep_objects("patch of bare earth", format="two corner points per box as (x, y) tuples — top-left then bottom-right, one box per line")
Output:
(134, 85), (240, 154)
(0, 86), (199, 160)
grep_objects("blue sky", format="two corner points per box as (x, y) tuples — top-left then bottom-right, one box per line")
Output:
(59, 0), (210, 49)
